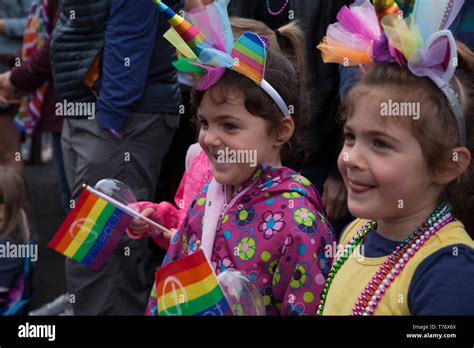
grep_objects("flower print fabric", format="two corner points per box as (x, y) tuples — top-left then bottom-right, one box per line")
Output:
(146, 163), (335, 316)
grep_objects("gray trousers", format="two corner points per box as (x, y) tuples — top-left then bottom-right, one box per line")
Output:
(61, 112), (179, 315)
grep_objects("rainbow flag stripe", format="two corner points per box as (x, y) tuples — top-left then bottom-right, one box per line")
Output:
(155, 249), (232, 316)
(48, 189), (132, 270)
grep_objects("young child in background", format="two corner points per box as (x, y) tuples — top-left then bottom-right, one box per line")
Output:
(317, 0), (474, 315)
(128, 0), (335, 316)
(0, 166), (33, 315)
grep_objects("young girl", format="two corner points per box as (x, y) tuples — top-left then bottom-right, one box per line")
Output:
(0, 166), (33, 315)
(127, 17), (310, 249)
(317, 0), (474, 315)
(129, 0), (335, 316)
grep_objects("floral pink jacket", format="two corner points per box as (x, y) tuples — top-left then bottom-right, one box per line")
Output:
(146, 163), (335, 316)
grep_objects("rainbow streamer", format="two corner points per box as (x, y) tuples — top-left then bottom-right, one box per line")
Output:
(48, 189), (132, 270)
(155, 249), (232, 316)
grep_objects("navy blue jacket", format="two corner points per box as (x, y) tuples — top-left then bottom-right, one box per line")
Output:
(98, 0), (182, 132)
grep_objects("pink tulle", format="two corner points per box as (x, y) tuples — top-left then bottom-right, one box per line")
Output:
(319, 0), (383, 65)
(337, 5), (374, 41)
(186, 0), (233, 54)
(190, 62), (226, 90)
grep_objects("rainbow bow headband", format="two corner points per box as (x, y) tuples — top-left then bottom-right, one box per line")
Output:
(318, 0), (467, 146)
(154, 0), (290, 117)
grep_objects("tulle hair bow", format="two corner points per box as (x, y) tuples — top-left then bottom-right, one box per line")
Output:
(318, 0), (467, 146)
(154, 0), (290, 117)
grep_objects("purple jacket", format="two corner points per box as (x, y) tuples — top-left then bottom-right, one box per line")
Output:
(146, 163), (335, 316)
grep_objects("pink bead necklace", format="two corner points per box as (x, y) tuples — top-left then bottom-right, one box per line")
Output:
(317, 202), (453, 316)
(266, 0), (289, 16)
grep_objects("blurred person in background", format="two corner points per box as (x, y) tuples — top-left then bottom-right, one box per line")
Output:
(0, 0), (66, 212)
(51, 0), (183, 315)
(0, 0), (30, 170)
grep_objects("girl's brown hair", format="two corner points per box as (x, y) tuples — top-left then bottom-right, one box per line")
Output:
(343, 42), (474, 236)
(230, 18), (307, 83)
(0, 166), (29, 241)
(192, 18), (312, 171)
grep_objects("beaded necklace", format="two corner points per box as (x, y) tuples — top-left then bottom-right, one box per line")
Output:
(266, 0), (289, 16)
(317, 202), (453, 316)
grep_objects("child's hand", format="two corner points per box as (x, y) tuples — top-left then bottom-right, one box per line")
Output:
(128, 207), (156, 237)
(163, 228), (177, 241)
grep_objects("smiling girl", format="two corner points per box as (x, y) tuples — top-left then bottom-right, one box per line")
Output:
(129, 0), (335, 316)
(317, 0), (474, 315)
(147, 42), (335, 317)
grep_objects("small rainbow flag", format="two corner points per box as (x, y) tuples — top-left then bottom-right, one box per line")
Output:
(155, 249), (232, 316)
(48, 187), (133, 270)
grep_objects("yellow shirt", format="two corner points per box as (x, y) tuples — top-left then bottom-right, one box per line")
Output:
(323, 219), (474, 315)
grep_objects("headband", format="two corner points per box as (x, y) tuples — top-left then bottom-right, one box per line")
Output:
(318, 0), (467, 146)
(154, 0), (291, 117)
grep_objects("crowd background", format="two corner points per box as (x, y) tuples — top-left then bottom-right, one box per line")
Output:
(0, 0), (472, 315)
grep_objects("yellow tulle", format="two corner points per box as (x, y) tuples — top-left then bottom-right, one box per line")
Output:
(317, 38), (372, 66)
(381, 14), (423, 60)
(164, 27), (198, 59)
